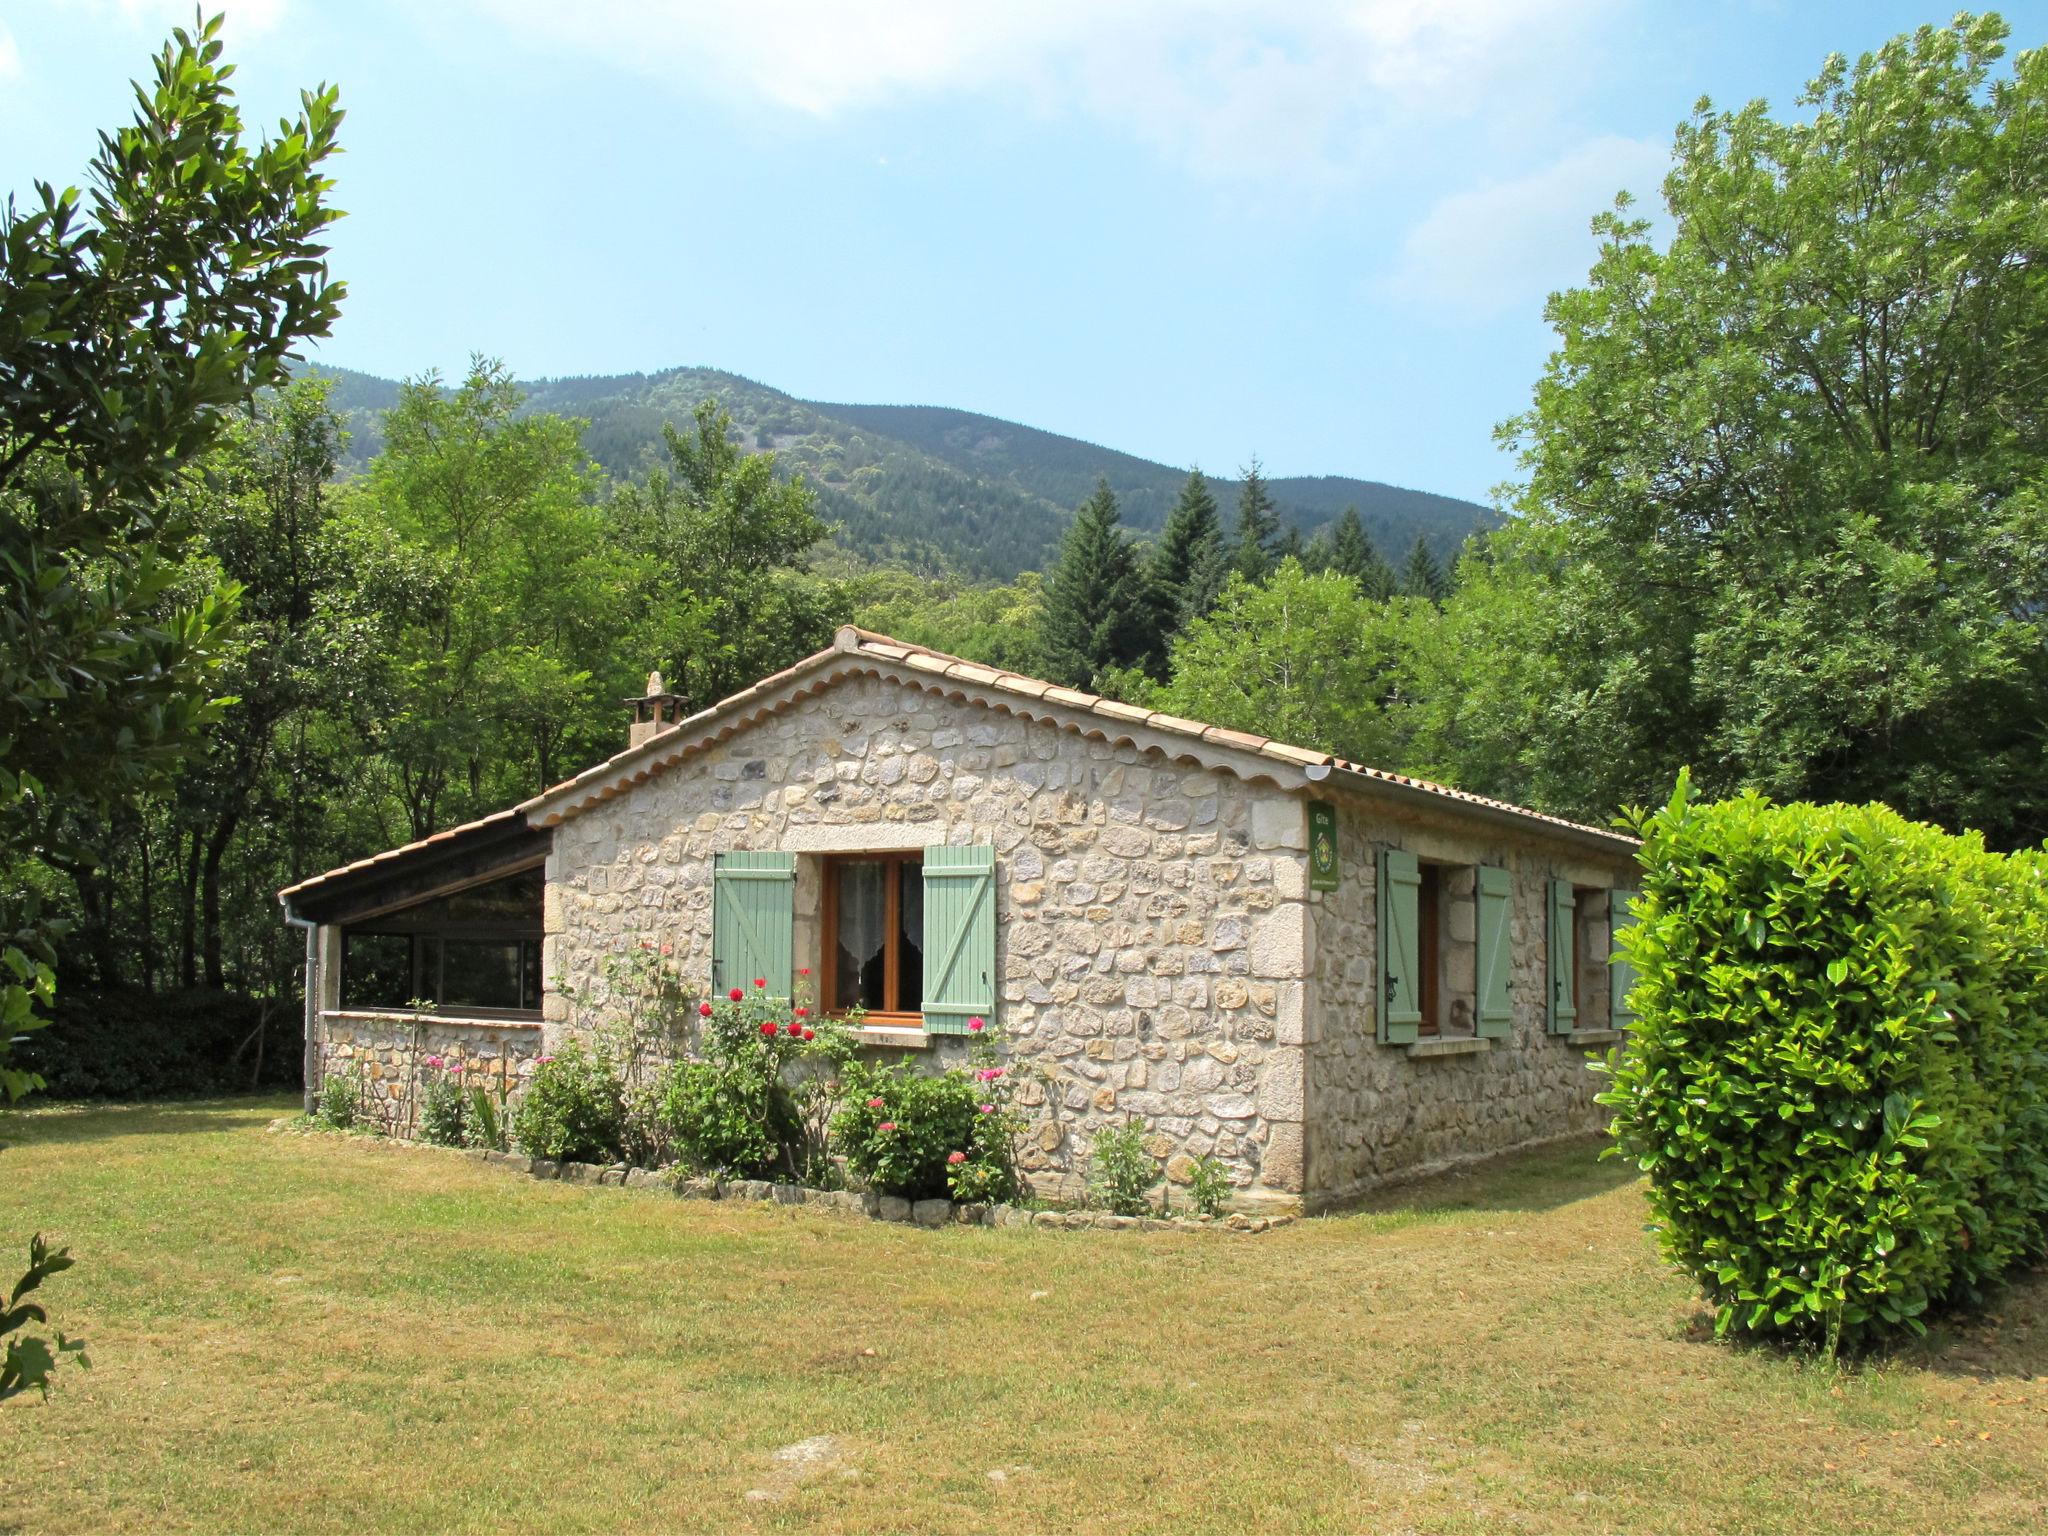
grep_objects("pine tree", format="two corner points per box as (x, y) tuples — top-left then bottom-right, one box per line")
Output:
(1149, 469), (1226, 628)
(1274, 524), (1307, 567)
(1325, 506), (1399, 600)
(1038, 480), (1159, 687)
(1232, 455), (1280, 582)
(1401, 534), (1450, 604)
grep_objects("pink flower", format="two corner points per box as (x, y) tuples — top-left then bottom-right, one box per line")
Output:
(877, 1122), (897, 1133)
(867, 1097), (884, 1110)
(424, 1055), (444, 1069)
(660, 943), (673, 956)
(536, 1055), (556, 1066)
(979, 1103), (995, 1114)
(700, 1002), (714, 1018)
(799, 967), (812, 977)
(967, 1016), (985, 1033)
(449, 1063), (464, 1074)
(976, 1068), (1004, 1083)
(947, 1150), (967, 1165)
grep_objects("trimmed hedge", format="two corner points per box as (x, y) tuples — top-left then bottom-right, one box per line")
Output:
(1600, 773), (2048, 1351)
(16, 988), (301, 1100)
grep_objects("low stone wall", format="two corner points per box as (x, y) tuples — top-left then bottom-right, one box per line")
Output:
(316, 1012), (543, 1139)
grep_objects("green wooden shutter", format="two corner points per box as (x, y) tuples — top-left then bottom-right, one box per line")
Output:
(712, 852), (795, 1002)
(922, 844), (995, 1035)
(1378, 848), (1422, 1044)
(1475, 865), (1513, 1040)
(1546, 878), (1577, 1034)
(1609, 887), (1639, 1027)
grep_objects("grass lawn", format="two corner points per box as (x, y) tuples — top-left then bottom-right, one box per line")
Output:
(2, 1100), (2044, 1535)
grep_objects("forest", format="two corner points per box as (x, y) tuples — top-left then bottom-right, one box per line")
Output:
(3, 12), (2046, 1096)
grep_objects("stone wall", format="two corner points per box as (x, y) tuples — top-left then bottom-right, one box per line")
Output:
(1301, 800), (1628, 1210)
(316, 1014), (543, 1137)
(544, 674), (1314, 1209)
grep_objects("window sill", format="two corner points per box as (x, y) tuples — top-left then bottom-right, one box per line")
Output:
(856, 1022), (932, 1050)
(1564, 1028), (1627, 1046)
(1405, 1037), (1491, 1059)
(322, 1009), (542, 1031)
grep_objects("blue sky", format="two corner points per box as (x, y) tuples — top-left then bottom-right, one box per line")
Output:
(6, 2), (2042, 504)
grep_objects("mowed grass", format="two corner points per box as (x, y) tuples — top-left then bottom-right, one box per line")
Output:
(1, 1102), (2045, 1535)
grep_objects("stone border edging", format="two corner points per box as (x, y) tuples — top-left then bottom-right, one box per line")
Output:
(272, 1120), (1290, 1233)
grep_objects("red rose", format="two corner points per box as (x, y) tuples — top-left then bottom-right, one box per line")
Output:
(699, 1002), (714, 1017)
(729, 987), (744, 1001)
(798, 967), (812, 977)
(947, 1150), (967, 1165)
(754, 978), (767, 989)
(877, 1122), (896, 1132)
(802, 1028), (814, 1041)
(759, 1021), (776, 1037)
(794, 1006), (809, 1018)
(786, 1021), (802, 1036)
(866, 1097), (884, 1109)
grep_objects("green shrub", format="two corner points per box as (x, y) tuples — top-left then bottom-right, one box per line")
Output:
(1599, 772), (2048, 1352)
(834, 1027), (1020, 1203)
(317, 1070), (359, 1130)
(511, 1041), (627, 1163)
(655, 1059), (788, 1176)
(1088, 1121), (1160, 1216)
(1186, 1153), (1231, 1218)
(418, 1061), (465, 1146)
(18, 988), (299, 1100)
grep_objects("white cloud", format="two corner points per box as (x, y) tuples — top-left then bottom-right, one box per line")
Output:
(1388, 134), (1670, 317)
(0, 24), (20, 82)
(461, 0), (1618, 186)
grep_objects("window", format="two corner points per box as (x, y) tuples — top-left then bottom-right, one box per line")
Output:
(1416, 862), (1444, 1034)
(821, 852), (924, 1022)
(338, 866), (545, 1017)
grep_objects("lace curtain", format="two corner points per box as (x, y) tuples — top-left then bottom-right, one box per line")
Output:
(836, 863), (888, 974)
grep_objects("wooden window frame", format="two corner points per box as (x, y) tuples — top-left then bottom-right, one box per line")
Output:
(819, 851), (925, 1027)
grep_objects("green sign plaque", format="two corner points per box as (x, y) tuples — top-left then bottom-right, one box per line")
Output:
(1308, 801), (1340, 891)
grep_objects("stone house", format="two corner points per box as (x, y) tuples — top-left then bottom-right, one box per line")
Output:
(280, 626), (1641, 1212)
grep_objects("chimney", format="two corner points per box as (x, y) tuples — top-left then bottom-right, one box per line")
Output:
(627, 670), (688, 748)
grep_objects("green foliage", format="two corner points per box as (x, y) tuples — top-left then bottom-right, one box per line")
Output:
(1141, 560), (1425, 764)
(1150, 469), (1227, 627)
(1185, 1154), (1231, 1219)
(511, 1041), (628, 1164)
(16, 989), (294, 1100)
(1087, 1122), (1160, 1217)
(417, 1061), (466, 1147)
(1485, 14), (2048, 844)
(0, 12), (342, 1087)
(464, 1084), (507, 1153)
(317, 1070), (360, 1131)
(656, 1060), (786, 1177)
(610, 395), (847, 706)
(851, 569), (1048, 675)
(1231, 457), (1281, 582)
(833, 1031), (1020, 1203)
(1399, 535), (1449, 604)
(1315, 507), (1396, 600)
(1598, 772), (2048, 1351)
(1038, 480), (1162, 688)
(1, 1236), (90, 1404)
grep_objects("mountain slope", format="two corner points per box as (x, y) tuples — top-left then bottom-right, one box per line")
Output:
(305, 363), (1495, 579)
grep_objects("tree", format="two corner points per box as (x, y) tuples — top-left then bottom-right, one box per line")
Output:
(1039, 481), (1158, 688)
(1484, 13), (2048, 842)
(1400, 535), (1449, 604)
(610, 395), (847, 709)
(1149, 470), (1226, 628)
(0, 13), (343, 1091)
(1321, 507), (1398, 600)
(1140, 560), (1422, 765)
(1231, 456), (1281, 581)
